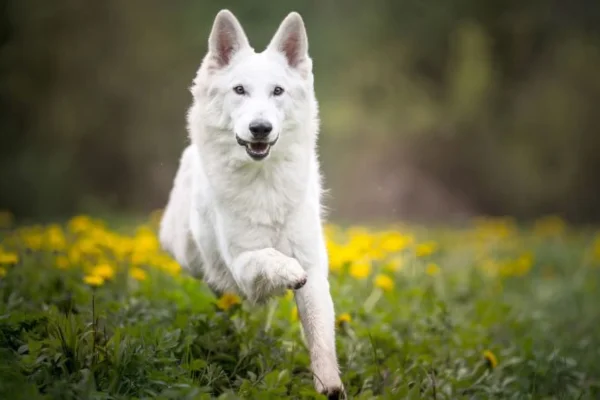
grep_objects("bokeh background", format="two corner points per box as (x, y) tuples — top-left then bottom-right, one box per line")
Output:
(1, 0), (600, 224)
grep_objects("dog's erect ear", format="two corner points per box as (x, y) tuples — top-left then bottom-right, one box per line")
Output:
(208, 10), (250, 67)
(267, 12), (310, 71)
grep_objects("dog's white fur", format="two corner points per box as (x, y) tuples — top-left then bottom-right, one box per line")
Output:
(159, 10), (344, 397)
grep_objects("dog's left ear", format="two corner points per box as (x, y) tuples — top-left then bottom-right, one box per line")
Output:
(267, 12), (311, 75)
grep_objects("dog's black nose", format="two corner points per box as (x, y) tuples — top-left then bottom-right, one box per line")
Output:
(249, 120), (272, 139)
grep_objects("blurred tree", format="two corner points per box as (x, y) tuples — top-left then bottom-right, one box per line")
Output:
(0, 0), (599, 222)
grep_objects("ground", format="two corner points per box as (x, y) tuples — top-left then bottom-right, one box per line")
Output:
(0, 212), (599, 399)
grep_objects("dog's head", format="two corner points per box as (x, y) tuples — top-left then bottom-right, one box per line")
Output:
(190, 10), (316, 161)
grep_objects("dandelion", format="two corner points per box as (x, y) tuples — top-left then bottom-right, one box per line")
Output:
(68, 215), (94, 233)
(384, 256), (404, 272)
(336, 313), (351, 327)
(483, 350), (498, 369)
(129, 267), (148, 281)
(350, 259), (371, 279)
(348, 230), (373, 253)
(0, 252), (19, 265)
(69, 247), (82, 264)
(374, 274), (394, 291)
(426, 263), (440, 276)
(46, 225), (66, 250)
(367, 248), (386, 261)
(133, 226), (159, 253)
(285, 290), (294, 301)
(328, 243), (346, 272)
(216, 293), (241, 311)
(91, 263), (115, 280)
(83, 275), (105, 287)
(379, 232), (412, 253)
(23, 233), (43, 251)
(0, 266), (7, 277)
(416, 241), (438, 257)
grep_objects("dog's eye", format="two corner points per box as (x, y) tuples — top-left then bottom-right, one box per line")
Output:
(273, 86), (285, 96)
(233, 85), (246, 95)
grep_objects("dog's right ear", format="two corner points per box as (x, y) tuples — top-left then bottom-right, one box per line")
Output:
(207, 10), (250, 68)
(267, 12), (311, 76)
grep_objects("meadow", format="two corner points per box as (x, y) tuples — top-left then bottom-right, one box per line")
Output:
(0, 211), (599, 399)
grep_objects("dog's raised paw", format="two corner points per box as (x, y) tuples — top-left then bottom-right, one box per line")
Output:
(320, 387), (345, 400)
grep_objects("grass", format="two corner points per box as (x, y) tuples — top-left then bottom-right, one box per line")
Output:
(0, 213), (599, 399)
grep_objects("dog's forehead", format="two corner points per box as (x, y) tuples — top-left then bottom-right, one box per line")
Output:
(228, 52), (288, 84)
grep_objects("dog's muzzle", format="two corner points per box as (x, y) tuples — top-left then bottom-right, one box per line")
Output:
(236, 136), (278, 161)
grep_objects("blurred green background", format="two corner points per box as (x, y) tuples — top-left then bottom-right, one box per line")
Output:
(1, 0), (600, 223)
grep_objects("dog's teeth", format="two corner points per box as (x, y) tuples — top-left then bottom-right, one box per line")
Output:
(247, 143), (270, 155)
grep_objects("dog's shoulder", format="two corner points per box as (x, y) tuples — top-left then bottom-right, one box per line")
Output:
(159, 145), (198, 264)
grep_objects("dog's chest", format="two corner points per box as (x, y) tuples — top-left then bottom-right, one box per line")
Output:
(219, 162), (306, 227)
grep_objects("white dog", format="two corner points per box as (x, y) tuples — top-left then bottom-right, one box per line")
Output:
(159, 10), (344, 398)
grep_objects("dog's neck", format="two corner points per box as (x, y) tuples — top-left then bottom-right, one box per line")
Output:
(191, 124), (315, 225)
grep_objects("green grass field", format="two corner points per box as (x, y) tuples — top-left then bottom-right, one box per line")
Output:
(1, 213), (599, 399)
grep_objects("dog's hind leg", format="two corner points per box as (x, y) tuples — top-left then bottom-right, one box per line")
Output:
(230, 248), (308, 303)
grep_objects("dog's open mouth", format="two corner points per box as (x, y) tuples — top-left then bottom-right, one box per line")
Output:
(236, 137), (278, 160)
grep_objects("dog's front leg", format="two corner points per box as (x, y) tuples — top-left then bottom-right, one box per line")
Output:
(230, 248), (308, 303)
(295, 271), (344, 398)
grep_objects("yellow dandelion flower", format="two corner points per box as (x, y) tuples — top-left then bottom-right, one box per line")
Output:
(133, 227), (159, 253)
(0, 266), (7, 277)
(374, 274), (395, 292)
(83, 275), (105, 287)
(0, 252), (19, 265)
(91, 263), (115, 280)
(379, 232), (412, 253)
(129, 267), (148, 281)
(348, 230), (373, 252)
(69, 248), (81, 264)
(68, 215), (94, 233)
(216, 293), (241, 311)
(328, 243), (346, 272)
(483, 350), (498, 369)
(368, 248), (386, 261)
(291, 306), (299, 321)
(46, 225), (66, 250)
(24, 233), (42, 251)
(161, 259), (181, 276)
(426, 263), (441, 276)
(336, 312), (351, 327)
(349, 260), (371, 279)
(385, 257), (404, 272)
(415, 241), (438, 257)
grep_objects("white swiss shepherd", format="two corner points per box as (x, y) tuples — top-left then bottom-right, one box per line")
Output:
(159, 9), (344, 398)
